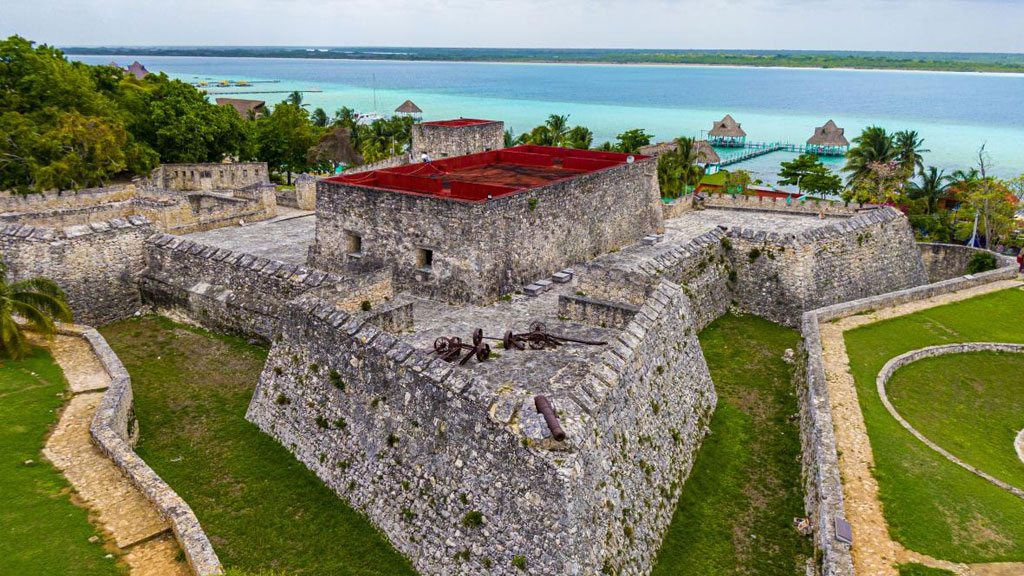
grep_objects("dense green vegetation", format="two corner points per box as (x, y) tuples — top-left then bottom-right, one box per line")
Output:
(777, 153), (843, 197)
(844, 288), (1024, 563)
(100, 316), (417, 576)
(0, 36), (408, 191)
(887, 351), (1024, 490)
(61, 46), (1024, 73)
(0, 347), (122, 575)
(652, 314), (811, 575)
(840, 126), (1023, 250)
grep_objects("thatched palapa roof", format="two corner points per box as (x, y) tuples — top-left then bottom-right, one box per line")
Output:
(638, 140), (721, 164)
(708, 114), (746, 138)
(395, 100), (423, 114)
(216, 98), (268, 119)
(126, 61), (150, 80)
(693, 140), (721, 164)
(807, 120), (849, 147)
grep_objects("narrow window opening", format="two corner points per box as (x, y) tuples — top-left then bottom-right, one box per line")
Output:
(417, 248), (433, 271)
(346, 233), (362, 255)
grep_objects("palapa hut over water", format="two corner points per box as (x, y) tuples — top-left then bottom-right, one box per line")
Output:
(806, 120), (850, 156)
(216, 98), (268, 120)
(395, 100), (423, 118)
(708, 114), (746, 148)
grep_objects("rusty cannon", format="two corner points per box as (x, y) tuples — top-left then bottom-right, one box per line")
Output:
(499, 321), (607, 351)
(433, 328), (491, 365)
(534, 395), (566, 441)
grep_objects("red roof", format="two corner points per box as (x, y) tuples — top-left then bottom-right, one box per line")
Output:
(328, 145), (648, 203)
(420, 118), (497, 128)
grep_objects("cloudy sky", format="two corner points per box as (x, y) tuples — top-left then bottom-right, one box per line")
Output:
(3, 0), (1023, 53)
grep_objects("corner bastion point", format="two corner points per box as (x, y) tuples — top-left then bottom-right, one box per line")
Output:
(4, 116), (998, 576)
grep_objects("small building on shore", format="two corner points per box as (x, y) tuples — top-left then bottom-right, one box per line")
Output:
(216, 98), (268, 119)
(126, 61), (150, 80)
(708, 115), (746, 148)
(395, 100), (423, 119)
(806, 120), (850, 157)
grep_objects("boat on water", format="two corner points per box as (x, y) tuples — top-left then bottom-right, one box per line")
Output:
(356, 74), (387, 125)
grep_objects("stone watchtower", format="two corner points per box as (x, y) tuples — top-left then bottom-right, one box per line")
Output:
(411, 118), (504, 159)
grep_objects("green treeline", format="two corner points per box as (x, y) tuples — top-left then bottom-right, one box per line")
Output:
(62, 46), (1024, 74)
(0, 36), (413, 192)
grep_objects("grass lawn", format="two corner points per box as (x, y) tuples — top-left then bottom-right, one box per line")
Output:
(888, 351), (1024, 490)
(844, 287), (1024, 563)
(100, 316), (416, 576)
(897, 564), (956, 576)
(0, 346), (123, 575)
(651, 314), (812, 575)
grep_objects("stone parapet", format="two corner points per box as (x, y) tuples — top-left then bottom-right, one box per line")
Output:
(0, 217), (153, 325)
(916, 242), (1014, 283)
(140, 234), (392, 341)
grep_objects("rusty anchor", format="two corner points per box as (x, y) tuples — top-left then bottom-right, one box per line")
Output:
(433, 328), (491, 365)
(534, 395), (566, 441)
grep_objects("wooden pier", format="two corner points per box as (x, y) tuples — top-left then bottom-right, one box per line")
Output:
(716, 141), (847, 167)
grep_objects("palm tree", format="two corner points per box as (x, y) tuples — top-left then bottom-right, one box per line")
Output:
(906, 166), (950, 214)
(544, 114), (571, 146)
(673, 137), (706, 192)
(0, 263), (72, 360)
(843, 126), (895, 184)
(893, 130), (929, 176)
(564, 126), (593, 150)
(286, 91), (307, 108)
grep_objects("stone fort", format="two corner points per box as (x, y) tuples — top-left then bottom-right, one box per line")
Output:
(2, 118), (1010, 576)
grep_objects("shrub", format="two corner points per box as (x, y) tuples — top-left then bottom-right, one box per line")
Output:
(360, 300), (372, 312)
(386, 433), (399, 447)
(329, 370), (345, 390)
(748, 247), (761, 262)
(965, 251), (998, 274)
(275, 393), (290, 405)
(512, 555), (527, 570)
(315, 416), (328, 429)
(462, 510), (484, 528)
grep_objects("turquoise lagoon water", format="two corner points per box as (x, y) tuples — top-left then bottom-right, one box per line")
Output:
(75, 55), (1024, 184)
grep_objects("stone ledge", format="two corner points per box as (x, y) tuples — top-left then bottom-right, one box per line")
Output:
(54, 323), (224, 576)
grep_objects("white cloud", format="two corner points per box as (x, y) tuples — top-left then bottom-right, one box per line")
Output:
(2, 0), (1022, 52)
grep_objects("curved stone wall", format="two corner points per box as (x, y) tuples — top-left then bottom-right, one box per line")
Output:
(876, 343), (1024, 499)
(798, 262), (1019, 576)
(58, 323), (224, 575)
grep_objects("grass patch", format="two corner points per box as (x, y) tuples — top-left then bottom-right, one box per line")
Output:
(888, 351), (1024, 490)
(844, 288), (1024, 563)
(100, 316), (416, 575)
(652, 314), (811, 575)
(0, 347), (122, 575)
(897, 564), (956, 576)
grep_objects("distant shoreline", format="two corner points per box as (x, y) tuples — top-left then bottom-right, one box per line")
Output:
(62, 47), (1024, 75)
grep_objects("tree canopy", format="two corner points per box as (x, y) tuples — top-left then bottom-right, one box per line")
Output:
(0, 35), (246, 192)
(777, 153), (842, 197)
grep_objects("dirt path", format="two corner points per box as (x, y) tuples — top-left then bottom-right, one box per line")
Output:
(818, 279), (1023, 576)
(38, 334), (190, 576)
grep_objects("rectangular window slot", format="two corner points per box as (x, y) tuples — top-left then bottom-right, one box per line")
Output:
(346, 233), (362, 255)
(417, 248), (433, 271)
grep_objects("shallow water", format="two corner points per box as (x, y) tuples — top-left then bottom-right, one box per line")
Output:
(74, 55), (1024, 184)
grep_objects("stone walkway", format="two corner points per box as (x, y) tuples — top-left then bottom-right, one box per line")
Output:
(38, 334), (189, 576)
(181, 207), (315, 264)
(818, 279), (1024, 576)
